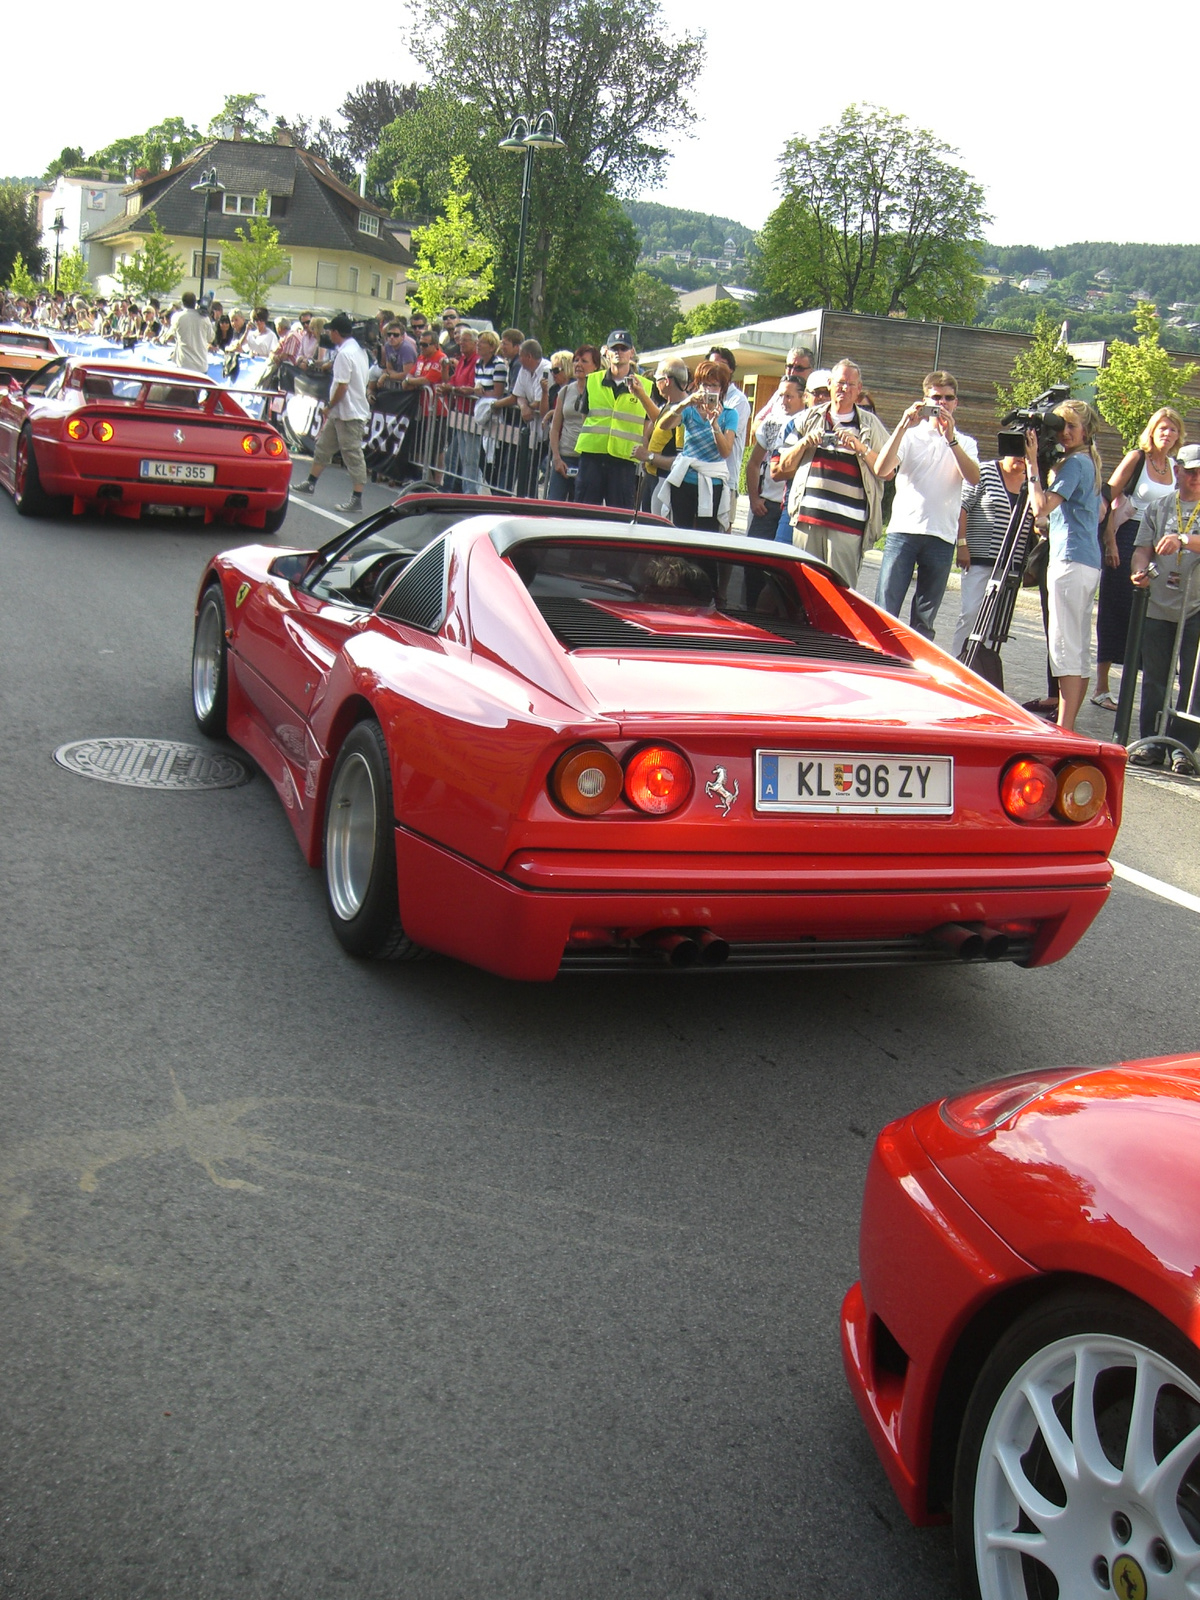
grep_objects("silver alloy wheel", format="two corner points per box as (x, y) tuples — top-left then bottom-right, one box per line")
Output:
(325, 751), (378, 921)
(192, 596), (223, 720)
(973, 1331), (1200, 1598)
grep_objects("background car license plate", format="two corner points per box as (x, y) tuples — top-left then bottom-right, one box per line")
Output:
(139, 460), (216, 483)
(756, 751), (953, 814)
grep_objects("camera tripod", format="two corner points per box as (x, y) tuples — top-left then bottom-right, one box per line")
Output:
(958, 482), (1034, 691)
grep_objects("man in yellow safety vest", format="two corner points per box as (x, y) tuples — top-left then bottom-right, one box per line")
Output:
(575, 330), (660, 508)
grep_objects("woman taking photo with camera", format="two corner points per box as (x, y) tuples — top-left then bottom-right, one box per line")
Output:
(1024, 399), (1104, 732)
(658, 358), (738, 530)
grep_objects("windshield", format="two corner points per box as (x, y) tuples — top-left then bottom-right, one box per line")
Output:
(1, 330), (54, 351)
(81, 374), (211, 406)
(304, 509), (462, 607)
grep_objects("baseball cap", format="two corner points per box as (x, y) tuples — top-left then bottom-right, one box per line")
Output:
(806, 368), (833, 392)
(605, 329), (634, 349)
(1177, 444), (1200, 470)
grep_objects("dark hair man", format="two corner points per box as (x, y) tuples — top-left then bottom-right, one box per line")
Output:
(294, 312), (371, 514)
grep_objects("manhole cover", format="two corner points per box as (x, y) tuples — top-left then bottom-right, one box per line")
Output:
(53, 738), (250, 791)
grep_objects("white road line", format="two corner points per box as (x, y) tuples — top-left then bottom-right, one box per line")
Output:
(288, 495), (351, 527)
(1111, 860), (1200, 916)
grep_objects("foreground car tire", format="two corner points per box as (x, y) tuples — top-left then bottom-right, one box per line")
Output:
(261, 501), (289, 535)
(14, 429), (62, 517)
(192, 585), (229, 737)
(323, 721), (426, 961)
(954, 1287), (1200, 1600)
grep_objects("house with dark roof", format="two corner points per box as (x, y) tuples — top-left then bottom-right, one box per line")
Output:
(85, 131), (413, 315)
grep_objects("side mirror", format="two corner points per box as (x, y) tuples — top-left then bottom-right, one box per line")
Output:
(267, 551), (320, 583)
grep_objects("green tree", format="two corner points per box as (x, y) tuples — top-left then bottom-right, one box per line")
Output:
(0, 184), (46, 282)
(222, 192), (290, 307)
(408, 158), (495, 320)
(208, 94), (270, 140)
(115, 212), (185, 300)
(670, 297), (746, 344)
(1095, 300), (1200, 446)
(997, 310), (1076, 414)
(43, 146), (85, 181)
(6, 251), (39, 298)
(757, 103), (989, 322)
(91, 117), (204, 179)
(56, 248), (91, 297)
(630, 271), (679, 348)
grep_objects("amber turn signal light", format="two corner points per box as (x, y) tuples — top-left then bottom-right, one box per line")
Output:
(550, 745), (623, 816)
(92, 420), (114, 442)
(67, 417), (89, 440)
(623, 745), (693, 816)
(999, 757), (1056, 821)
(1054, 761), (1106, 822)
(264, 434), (286, 457)
(241, 434), (262, 454)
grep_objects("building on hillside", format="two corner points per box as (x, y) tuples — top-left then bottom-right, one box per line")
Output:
(676, 283), (756, 315)
(37, 176), (129, 271)
(84, 131), (412, 315)
(1094, 268), (1117, 285)
(1019, 270), (1053, 295)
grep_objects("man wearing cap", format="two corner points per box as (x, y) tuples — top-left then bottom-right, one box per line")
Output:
(575, 331), (660, 509)
(776, 359), (891, 582)
(1130, 444), (1200, 772)
(294, 312), (371, 514)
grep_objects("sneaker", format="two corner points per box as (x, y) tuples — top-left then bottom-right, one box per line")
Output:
(1128, 748), (1163, 768)
(336, 496), (363, 514)
(293, 478), (316, 495)
(1170, 750), (1197, 775)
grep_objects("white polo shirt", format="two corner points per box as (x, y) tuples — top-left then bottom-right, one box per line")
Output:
(889, 421), (979, 542)
(329, 337), (371, 421)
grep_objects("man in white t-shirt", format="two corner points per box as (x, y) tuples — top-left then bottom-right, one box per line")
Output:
(873, 370), (981, 640)
(295, 314), (371, 514)
(171, 291), (211, 373)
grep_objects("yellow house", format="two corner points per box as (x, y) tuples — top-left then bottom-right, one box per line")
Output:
(85, 132), (413, 318)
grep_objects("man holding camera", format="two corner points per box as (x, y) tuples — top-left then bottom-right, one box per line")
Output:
(776, 359), (891, 584)
(873, 371), (980, 638)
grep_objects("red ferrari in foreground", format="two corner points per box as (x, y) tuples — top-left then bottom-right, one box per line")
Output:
(191, 498), (1125, 979)
(842, 1056), (1200, 1600)
(0, 357), (291, 528)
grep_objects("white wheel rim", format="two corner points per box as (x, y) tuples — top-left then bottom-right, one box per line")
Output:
(326, 751), (377, 921)
(974, 1331), (1200, 1598)
(192, 598), (223, 719)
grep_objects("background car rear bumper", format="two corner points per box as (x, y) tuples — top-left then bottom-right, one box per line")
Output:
(395, 827), (1111, 981)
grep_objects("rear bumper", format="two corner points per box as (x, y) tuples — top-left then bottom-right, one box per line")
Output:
(395, 828), (1111, 981)
(41, 453), (289, 521)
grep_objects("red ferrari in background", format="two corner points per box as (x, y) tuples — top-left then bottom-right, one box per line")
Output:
(0, 324), (64, 385)
(842, 1056), (1200, 1600)
(191, 499), (1125, 979)
(0, 357), (291, 528)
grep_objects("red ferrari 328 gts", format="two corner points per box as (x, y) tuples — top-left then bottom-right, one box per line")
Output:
(843, 1056), (1200, 1600)
(0, 357), (291, 528)
(191, 500), (1126, 978)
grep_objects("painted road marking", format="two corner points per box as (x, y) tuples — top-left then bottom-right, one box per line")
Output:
(1112, 861), (1200, 917)
(288, 495), (352, 526)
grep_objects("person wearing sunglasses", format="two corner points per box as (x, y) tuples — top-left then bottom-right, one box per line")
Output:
(873, 370), (981, 641)
(574, 330), (659, 508)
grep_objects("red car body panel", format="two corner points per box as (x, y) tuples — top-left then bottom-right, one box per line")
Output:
(198, 506), (1127, 979)
(0, 358), (290, 526)
(841, 1055), (1200, 1524)
(0, 325), (64, 382)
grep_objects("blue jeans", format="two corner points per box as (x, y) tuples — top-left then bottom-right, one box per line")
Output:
(875, 531), (956, 640)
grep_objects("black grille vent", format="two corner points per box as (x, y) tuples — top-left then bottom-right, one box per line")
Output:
(379, 538), (446, 631)
(534, 597), (904, 668)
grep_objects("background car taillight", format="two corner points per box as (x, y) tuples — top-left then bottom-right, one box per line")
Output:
(67, 417), (89, 440)
(92, 420), (114, 442)
(623, 745), (692, 816)
(941, 1066), (1103, 1135)
(1000, 757), (1056, 821)
(241, 434), (262, 455)
(550, 746), (623, 815)
(263, 434), (286, 457)
(1054, 761), (1106, 822)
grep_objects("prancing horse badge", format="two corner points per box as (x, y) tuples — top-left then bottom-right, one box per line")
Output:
(705, 766), (739, 815)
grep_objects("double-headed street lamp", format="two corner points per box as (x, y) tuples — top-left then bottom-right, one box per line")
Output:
(497, 111), (566, 329)
(51, 209), (66, 293)
(190, 166), (225, 306)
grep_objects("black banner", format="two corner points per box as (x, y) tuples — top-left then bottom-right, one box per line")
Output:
(363, 388), (423, 484)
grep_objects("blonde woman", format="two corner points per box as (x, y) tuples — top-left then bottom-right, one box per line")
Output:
(1025, 400), (1103, 731)
(1093, 407), (1184, 708)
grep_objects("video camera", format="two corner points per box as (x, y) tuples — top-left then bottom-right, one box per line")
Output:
(997, 385), (1070, 477)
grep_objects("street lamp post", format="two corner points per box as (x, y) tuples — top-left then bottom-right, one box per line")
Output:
(497, 112), (566, 330)
(190, 166), (225, 306)
(51, 210), (66, 293)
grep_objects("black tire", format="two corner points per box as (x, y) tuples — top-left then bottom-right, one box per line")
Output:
(323, 720), (426, 961)
(261, 501), (289, 535)
(953, 1285), (1200, 1600)
(14, 428), (58, 517)
(191, 584), (229, 737)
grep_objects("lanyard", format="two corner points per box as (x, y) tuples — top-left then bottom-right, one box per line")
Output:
(1176, 496), (1200, 542)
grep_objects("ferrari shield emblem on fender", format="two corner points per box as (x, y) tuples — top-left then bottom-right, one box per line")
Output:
(705, 766), (739, 816)
(1112, 1555), (1146, 1600)
(234, 582), (251, 608)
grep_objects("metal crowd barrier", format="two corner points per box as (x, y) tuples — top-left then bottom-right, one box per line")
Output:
(399, 389), (549, 497)
(1115, 564), (1200, 774)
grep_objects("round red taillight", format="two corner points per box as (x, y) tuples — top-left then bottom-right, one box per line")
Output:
(264, 434), (286, 457)
(1055, 761), (1106, 823)
(241, 433), (262, 455)
(67, 417), (89, 440)
(623, 745), (693, 816)
(1000, 757), (1056, 821)
(550, 745), (623, 816)
(92, 420), (114, 442)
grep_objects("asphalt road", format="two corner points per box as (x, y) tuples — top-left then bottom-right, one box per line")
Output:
(2, 465), (1198, 1600)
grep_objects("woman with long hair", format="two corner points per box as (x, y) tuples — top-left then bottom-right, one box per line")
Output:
(667, 358), (738, 530)
(1025, 400), (1104, 731)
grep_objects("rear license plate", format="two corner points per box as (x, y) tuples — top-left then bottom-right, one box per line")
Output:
(139, 459), (216, 483)
(756, 750), (953, 814)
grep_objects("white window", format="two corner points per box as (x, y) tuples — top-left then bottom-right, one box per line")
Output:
(316, 260), (338, 289)
(347, 267), (359, 294)
(191, 251), (220, 280)
(357, 212), (380, 237)
(370, 273), (380, 297)
(223, 193), (270, 217)
(279, 258), (292, 286)
(385, 278), (394, 301)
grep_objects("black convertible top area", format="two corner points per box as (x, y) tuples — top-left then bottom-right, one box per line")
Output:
(482, 514), (825, 572)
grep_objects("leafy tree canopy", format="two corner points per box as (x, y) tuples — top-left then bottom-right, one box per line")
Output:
(115, 211), (184, 301)
(407, 158), (495, 321)
(6, 252), (39, 298)
(1095, 301), (1200, 447)
(0, 184), (46, 283)
(208, 94), (270, 141)
(996, 310), (1076, 415)
(630, 271), (679, 349)
(223, 192), (290, 308)
(671, 297), (746, 345)
(90, 118), (203, 179)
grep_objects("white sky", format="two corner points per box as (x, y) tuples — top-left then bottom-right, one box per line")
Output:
(7, 0), (1191, 248)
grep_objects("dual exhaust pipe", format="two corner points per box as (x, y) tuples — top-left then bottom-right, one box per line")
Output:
(929, 922), (1010, 962)
(639, 928), (730, 968)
